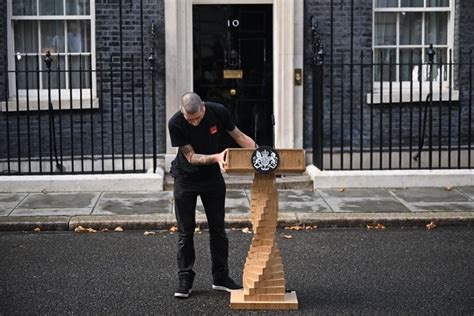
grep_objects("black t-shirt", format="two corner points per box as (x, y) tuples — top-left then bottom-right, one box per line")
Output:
(168, 102), (236, 180)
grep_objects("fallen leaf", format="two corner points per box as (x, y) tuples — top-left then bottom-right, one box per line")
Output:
(144, 231), (156, 236)
(367, 224), (373, 231)
(33, 227), (41, 232)
(100, 228), (109, 232)
(444, 186), (452, 191)
(74, 225), (87, 233)
(337, 188), (345, 192)
(375, 223), (385, 231)
(305, 225), (317, 230)
(195, 226), (201, 233)
(285, 225), (303, 231)
(426, 221), (437, 230)
(282, 234), (293, 239)
(169, 226), (178, 233)
(241, 227), (252, 234)
(75, 226), (97, 233)
(114, 226), (124, 232)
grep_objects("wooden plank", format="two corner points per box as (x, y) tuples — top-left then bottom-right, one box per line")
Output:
(230, 290), (298, 310)
(224, 149), (305, 174)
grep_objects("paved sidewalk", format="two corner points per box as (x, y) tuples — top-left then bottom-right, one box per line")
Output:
(0, 187), (473, 231)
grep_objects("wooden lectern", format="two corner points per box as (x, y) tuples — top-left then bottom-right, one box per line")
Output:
(224, 148), (305, 310)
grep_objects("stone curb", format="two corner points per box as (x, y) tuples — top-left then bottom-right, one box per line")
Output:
(0, 216), (70, 231)
(306, 165), (474, 189)
(0, 212), (473, 232)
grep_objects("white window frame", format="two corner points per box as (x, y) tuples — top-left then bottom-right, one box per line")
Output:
(2, 0), (97, 111)
(369, 0), (458, 104)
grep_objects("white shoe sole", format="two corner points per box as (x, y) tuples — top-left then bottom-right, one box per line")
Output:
(212, 284), (240, 293)
(174, 289), (192, 298)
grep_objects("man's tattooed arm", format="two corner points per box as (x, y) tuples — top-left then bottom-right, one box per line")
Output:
(180, 144), (216, 165)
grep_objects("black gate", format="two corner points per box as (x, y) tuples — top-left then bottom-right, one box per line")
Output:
(0, 0), (165, 175)
(310, 1), (473, 170)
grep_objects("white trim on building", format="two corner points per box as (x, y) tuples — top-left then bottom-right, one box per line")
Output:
(164, 0), (304, 155)
(370, 0), (457, 104)
(3, 0), (97, 111)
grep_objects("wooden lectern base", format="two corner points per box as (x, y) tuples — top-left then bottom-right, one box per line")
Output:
(224, 148), (305, 311)
(230, 290), (298, 310)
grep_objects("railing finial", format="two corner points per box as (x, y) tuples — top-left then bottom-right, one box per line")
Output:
(310, 16), (324, 65)
(44, 50), (53, 70)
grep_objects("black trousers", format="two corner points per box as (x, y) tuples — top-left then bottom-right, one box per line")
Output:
(174, 175), (229, 282)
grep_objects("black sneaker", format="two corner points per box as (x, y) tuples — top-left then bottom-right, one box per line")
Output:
(212, 276), (243, 292)
(174, 279), (193, 298)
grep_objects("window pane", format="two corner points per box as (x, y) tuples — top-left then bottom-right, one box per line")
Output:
(16, 56), (39, 89)
(400, 13), (422, 45)
(70, 55), (91, 89)
(42, 55), (66, 89)
(425, 12), (448, 45)
(14, 21), (39, 54)
(375, 13), (397, 45)
(426, 48), (448, 81)
(13, 0), (37, 15)
(427, 0), (449, 7)
(39, 0), (63, 15)
(400, 49), (422, 81)
(374, 49), (396, 81)
(41, 21), (65, 53)
(375, 0), (398, 8)
(400, 0), (423, 7)
(66, 0), (90, 15)
(67, 21), (91, 53)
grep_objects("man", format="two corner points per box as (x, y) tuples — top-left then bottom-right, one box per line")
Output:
(168, 92), (256, 298)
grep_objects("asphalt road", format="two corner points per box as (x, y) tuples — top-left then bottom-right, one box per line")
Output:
(1, 227), (473, 315)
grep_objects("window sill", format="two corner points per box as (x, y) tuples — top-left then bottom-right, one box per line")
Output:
(367, 90), (460, 105)
(1, 98), (99, 112)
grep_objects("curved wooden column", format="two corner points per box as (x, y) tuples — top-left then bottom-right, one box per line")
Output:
(226, 148), (303, 310)
(243, 173), (286, 301)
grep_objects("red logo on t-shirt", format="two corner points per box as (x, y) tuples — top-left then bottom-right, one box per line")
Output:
(210, 126), (218, 134)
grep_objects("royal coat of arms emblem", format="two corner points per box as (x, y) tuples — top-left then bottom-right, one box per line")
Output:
(251, 146), (279, 173)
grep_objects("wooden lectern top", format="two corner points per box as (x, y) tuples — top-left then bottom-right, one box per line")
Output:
(224, 148), (305, 174)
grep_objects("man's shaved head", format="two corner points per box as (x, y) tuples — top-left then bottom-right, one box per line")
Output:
(181, 92), (203, 114)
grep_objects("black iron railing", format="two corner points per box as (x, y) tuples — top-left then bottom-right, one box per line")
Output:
(310, 14), (473, 171)
(0, 1), (163, 175)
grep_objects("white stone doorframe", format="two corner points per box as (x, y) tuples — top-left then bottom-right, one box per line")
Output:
(164, 0), (303, 154)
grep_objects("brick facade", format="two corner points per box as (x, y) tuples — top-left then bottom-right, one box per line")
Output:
(0, 0), (166, 164)
(1, 0), (472, 171)
(303, 0), (474, 154)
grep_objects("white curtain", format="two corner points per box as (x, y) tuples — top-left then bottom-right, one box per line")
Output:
(39, 0), (64, 15)
(401, 0), (423, 7)
(375, 13), (397, 45)
(425, 12), (448, 46)
(427, 0), (449, 7)
(12, 0), (37, 15)
(400, 13), (422, 45)
(376, 0), (398, 8)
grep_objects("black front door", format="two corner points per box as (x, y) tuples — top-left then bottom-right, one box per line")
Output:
(193, 4), (273, 149)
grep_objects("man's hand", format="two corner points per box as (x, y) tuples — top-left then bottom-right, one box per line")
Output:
(180, 145), (228, 172)
(214, 149), (228, 172)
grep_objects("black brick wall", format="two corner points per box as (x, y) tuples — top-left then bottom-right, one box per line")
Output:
(303, 0), (474, 156)
(0, 0), (6, 102)
(1, 0), (472, 171)
(0, 0), (166, 166)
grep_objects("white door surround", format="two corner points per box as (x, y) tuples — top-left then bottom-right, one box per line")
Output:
(164, 0), (303, 153)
